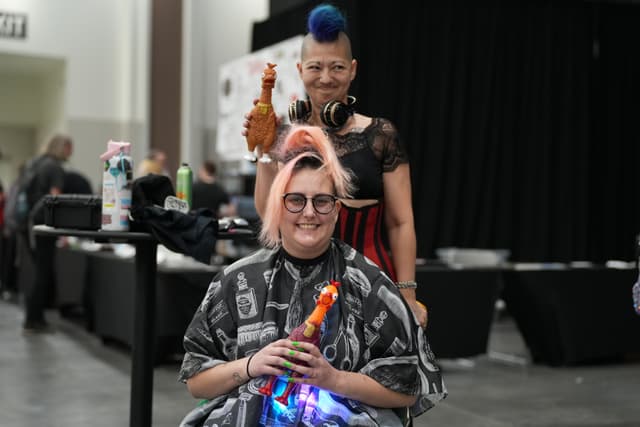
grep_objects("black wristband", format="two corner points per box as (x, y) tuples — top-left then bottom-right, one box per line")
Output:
(246, 353), (256, 379)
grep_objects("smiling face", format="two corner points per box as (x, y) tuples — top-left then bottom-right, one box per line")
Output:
(298, 33), (357, 116)
(279, 167), (341, 259)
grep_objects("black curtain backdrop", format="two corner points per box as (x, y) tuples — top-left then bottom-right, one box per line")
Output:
(254, 1), (640, 263)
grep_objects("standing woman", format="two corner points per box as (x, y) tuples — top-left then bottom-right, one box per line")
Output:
(247, 4), (426, 327)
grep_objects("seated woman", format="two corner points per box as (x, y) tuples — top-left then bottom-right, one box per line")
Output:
(179, 126), (446, 426)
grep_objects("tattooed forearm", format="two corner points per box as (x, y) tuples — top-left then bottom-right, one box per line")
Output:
(232, 371), (244, 384)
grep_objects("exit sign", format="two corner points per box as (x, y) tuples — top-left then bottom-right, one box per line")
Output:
(0, 11), (27, 39)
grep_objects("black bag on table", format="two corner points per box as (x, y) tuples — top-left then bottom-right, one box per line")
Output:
(43, 194), (102, 230)
(129, 174), (218, 264)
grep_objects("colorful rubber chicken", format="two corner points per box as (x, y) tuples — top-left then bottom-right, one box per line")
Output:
(258, 280), (340, 405)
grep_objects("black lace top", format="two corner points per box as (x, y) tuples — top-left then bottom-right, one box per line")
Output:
(278, 118), (409, 200)
(330, 117), (408, 200)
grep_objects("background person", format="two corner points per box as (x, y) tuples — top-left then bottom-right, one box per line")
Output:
(191, 160), (234, 217)
(0, 178), (4, 230)
(147, 148), (169, 176)
(63, 170), (94, 195)
(135, 152), (164, 178)
(1, 163), (25, 301)
(0, 177), (5, 297)
(179, 126), (445, 426)
(245, 4), (426, 327)
(20, 134), (73, 334)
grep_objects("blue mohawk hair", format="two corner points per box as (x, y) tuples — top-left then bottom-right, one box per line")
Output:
(307, 4), (346, 42)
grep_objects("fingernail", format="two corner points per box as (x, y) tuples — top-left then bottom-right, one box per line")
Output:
(283, 361), (292, 369)
(292, 341), (300, 346)
(288, 377), (295, 382)
(288, 350), (296, 356)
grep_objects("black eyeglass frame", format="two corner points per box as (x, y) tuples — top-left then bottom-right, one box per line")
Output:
(282, 192), (338, 215)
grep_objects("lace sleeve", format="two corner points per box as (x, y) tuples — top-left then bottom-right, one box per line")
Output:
(370, 118), (409, 172)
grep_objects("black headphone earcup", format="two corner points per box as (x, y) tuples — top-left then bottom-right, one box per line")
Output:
(289, 99), (310, 123)
(321, 100), (353, 128)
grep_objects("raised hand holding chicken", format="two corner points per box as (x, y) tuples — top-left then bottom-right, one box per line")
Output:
(245, 62), (277, 163)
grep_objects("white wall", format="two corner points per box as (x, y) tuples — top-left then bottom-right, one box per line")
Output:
(0, 56), (65, 187)
(0, 0), (270, 192)
(216, 35), (305, 164)
(0, 127), (35, 188)
(36, 59), (66, 148)
(0, 0), (148, 121)
(182, 0), (269, 169)
(0, 0), (149, 189)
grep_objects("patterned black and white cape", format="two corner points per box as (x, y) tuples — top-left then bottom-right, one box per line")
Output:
(179, 239), (446, 426)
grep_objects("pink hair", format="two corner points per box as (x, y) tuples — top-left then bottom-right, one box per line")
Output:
(259, 126), (353, 248)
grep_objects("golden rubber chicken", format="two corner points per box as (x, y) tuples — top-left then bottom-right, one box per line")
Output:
(246, 62), (277, 154)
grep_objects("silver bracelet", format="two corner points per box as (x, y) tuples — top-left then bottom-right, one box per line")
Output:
(395, 280), (417, 289)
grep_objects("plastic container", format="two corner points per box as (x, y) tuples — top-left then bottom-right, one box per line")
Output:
(100, 140), (133, 231)
(176, 163), (193, 209)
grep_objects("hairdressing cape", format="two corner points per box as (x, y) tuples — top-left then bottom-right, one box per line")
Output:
(179, 239), (446, 426)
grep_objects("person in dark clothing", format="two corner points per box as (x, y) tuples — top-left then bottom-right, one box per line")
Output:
(0, 177), (7, 298)
(20, 134), (73, 334)
(191, 160), (233, 217)
(1, 165), (25, 300)
(244, 4), (425, 328)
(0, 178), (4, 229)
(63, 170), (93, 194)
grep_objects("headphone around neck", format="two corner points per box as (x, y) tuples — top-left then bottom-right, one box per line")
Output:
(288, 96), (356, 128)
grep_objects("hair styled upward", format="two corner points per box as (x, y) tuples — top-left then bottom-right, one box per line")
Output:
(259, 126), (353, 248)
(302, 4), (352, 60)
(307, 4), (346, 42)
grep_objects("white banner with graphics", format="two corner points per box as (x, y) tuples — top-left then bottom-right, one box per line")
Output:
(217, 35), (305, 162)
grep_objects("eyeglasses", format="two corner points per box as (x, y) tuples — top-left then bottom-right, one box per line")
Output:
(282, 193), (338, 215)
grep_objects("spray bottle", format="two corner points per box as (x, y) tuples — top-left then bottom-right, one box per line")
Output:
(100, 140), (133, 231)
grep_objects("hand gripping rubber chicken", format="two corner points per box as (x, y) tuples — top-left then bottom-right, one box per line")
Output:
(258, 280), (340, 405)
(246, 62), (277, 155)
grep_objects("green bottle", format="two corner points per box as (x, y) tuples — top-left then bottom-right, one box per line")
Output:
(176, 162), (193, 209)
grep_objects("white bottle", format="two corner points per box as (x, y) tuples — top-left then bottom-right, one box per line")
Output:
(100, 140), (133, 231)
